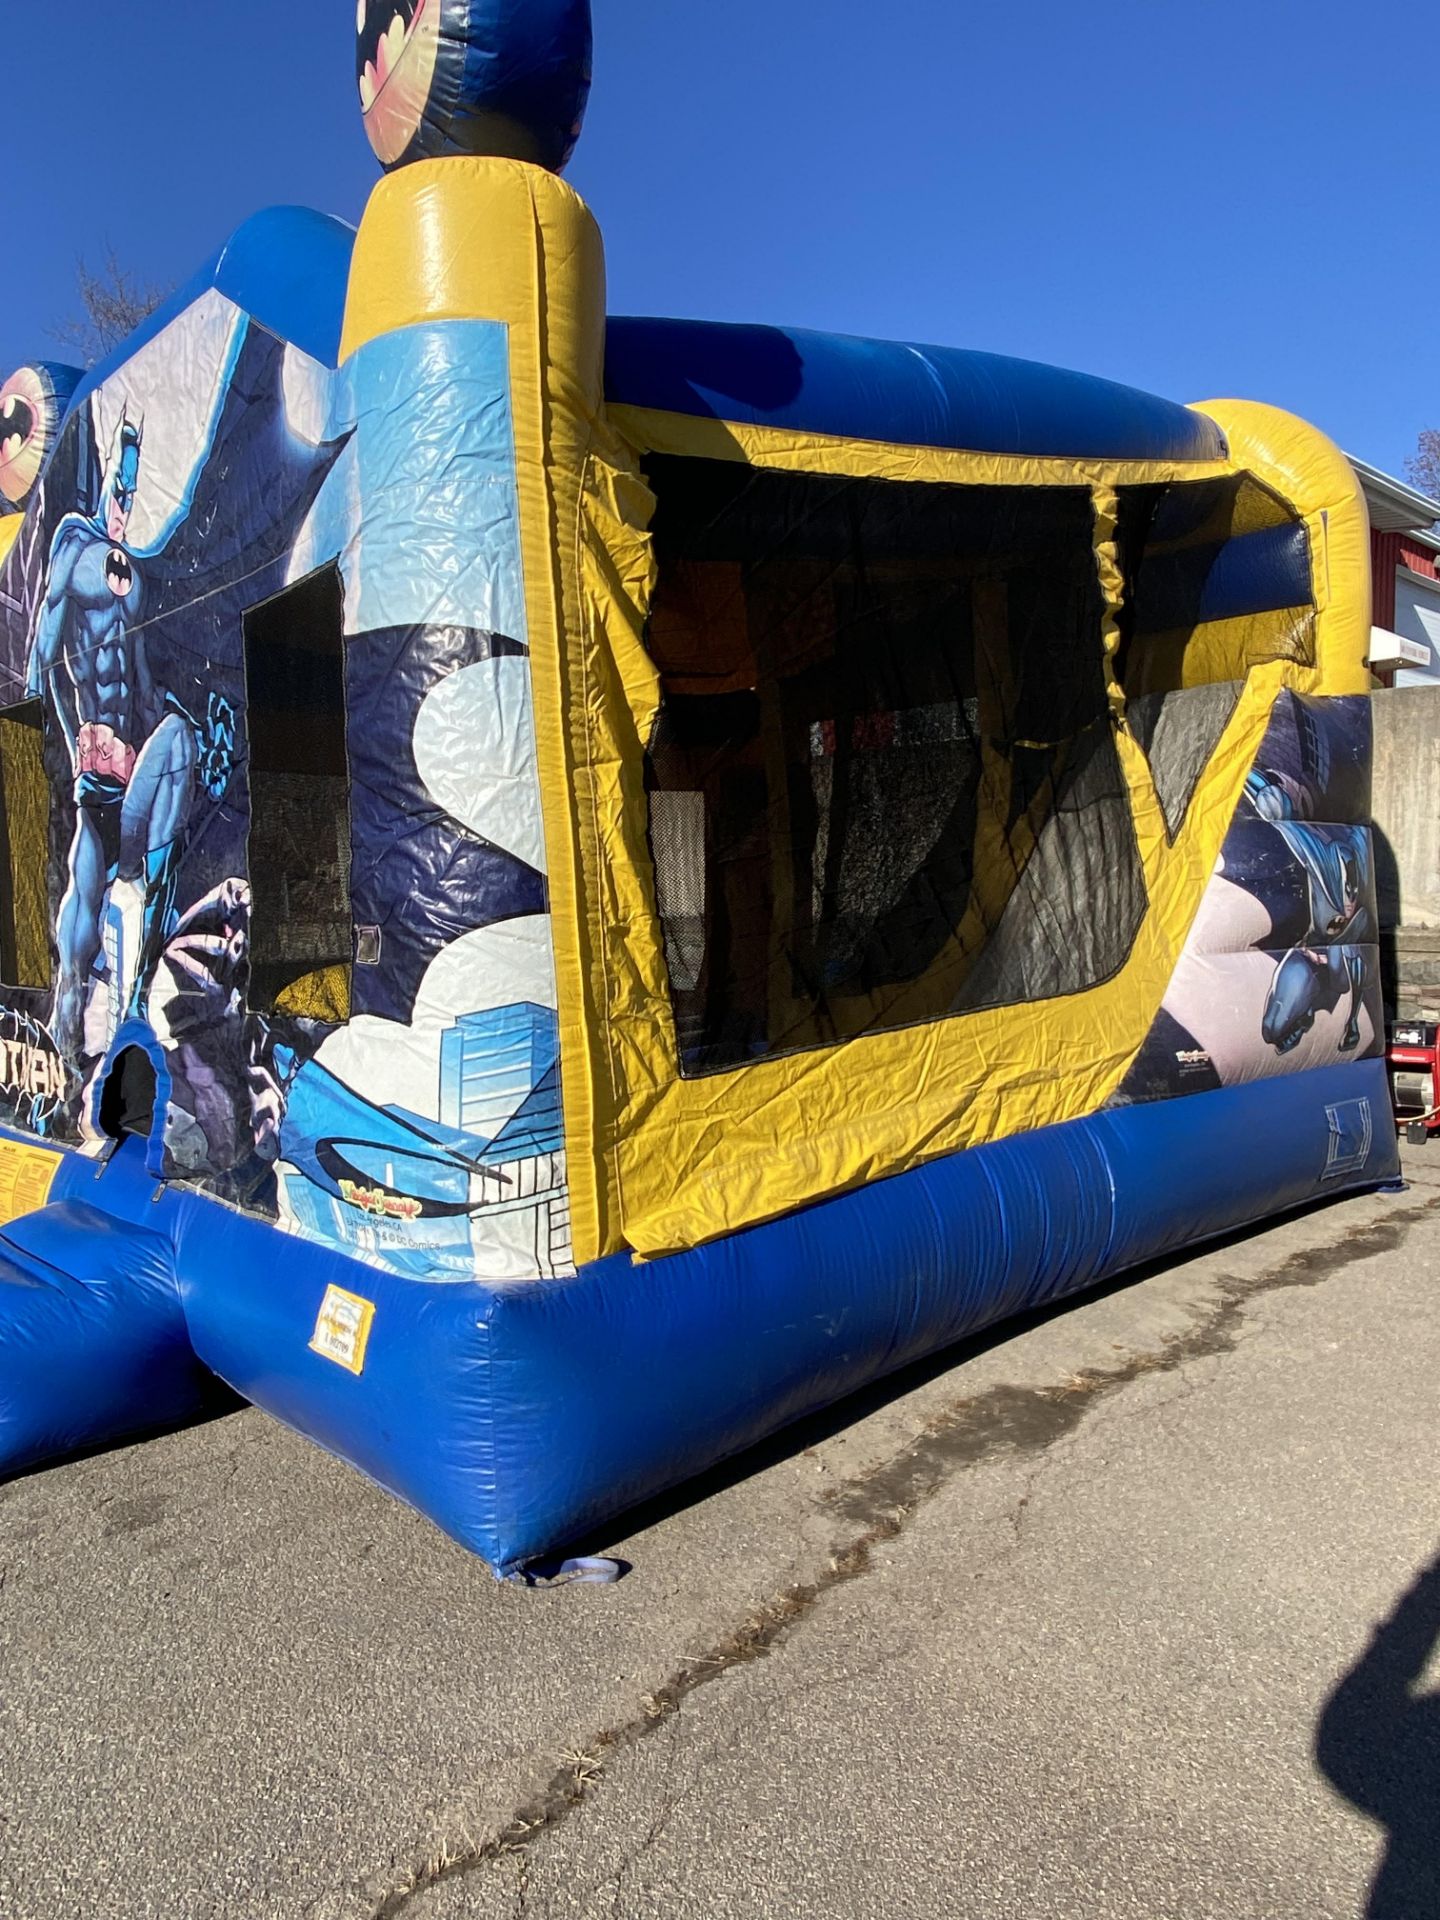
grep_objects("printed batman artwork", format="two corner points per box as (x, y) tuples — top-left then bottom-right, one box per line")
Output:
(0, 364), (81, 512)
(0, 294), (573, 1283)
(357, 0), (443, 165)
(1115, 690), (1383, 1105)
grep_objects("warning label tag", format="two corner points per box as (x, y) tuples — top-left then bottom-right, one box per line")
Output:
(0, 1140), (62, 1227)
(309, 1284), (377, 1377)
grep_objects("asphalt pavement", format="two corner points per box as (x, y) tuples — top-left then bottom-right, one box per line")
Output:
(2, 1146), (1438, 1920)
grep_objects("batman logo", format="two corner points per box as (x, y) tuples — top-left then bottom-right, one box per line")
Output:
(104, 548), (134, 598)
(0, 391), (35, 469)
(0, 1007), (73, 1134)
(356, 0), (439, 167)
(0, 366), (61, 507)
(356, 0), (420, 82)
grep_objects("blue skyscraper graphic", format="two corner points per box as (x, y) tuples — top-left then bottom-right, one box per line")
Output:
(439, 1002), (560, 1146)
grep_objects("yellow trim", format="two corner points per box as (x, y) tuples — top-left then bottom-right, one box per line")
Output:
(576, 414), (1294, 1255)
(1126, 607), (1316, 697)
(341, 156), (602, 360)
(590, 626), (1282, 1251)
(572, 401), (1372, 1257)
(0, 518), (20, 575)
(610, 405), (1236, 491)
(1093, 485), (1127, 721)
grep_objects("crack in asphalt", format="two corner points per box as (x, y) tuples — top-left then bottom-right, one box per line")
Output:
(370, 1189), (1436, 1919)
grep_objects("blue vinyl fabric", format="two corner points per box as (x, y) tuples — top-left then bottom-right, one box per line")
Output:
(0, 1151), (220, 1475)
(64, 207), (357, 428)
(1136, 521), (1314, 632)
(604, 316), (1228, 462)
(0, 1057), (1386, 1572)
(60, 225), (1220, 472)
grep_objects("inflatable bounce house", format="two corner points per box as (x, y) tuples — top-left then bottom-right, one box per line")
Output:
(0, 0), (1398, 1577)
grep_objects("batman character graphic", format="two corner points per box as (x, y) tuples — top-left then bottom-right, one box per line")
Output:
(24, 320), (349, 1087)
(1244, 765), (1371, 1057)
(25, 410), (216, 1063)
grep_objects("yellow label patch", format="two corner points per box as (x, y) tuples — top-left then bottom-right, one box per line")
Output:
(0, 1140), (61, 1227)
(309, 1284), (377, 1377)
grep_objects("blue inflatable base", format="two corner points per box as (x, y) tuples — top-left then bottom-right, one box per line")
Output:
(0, 1058), (1397, 1573)
(0, 1185), (221, 1474)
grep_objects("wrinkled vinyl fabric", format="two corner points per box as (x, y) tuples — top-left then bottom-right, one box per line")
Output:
(0, 1051), (1393, 1569)
(0, 202), (568, 1288)
(578, 413), (1371, 1257)
(0, 1156), (219, 1474)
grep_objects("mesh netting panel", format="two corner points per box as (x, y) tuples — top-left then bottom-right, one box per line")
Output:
(242, 566), (352, 1014)
(0, 703), (49, 988)
(642, 457), (1147, 1075)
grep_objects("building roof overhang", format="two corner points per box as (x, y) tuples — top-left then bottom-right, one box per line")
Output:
(1349, 454), (1440, 533)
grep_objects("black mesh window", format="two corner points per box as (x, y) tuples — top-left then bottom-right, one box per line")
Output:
(0, 700), (49, 988)
(642, 457), (1147, 1076)
(242, 564), (352, 1016)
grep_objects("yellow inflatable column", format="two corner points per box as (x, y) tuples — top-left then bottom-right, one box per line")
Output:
(339, 156), (618, 1266)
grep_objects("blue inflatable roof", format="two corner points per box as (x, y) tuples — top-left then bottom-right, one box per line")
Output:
(605, 316), (1228, 464)
(64, 207), (1227, 472)
(68, 207), (359, 418)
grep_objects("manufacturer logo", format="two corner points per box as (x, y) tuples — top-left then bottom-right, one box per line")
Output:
(338, 1178), (424, 1223)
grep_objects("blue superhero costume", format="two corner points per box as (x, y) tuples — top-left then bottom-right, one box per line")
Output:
(24, 320), (348, 1075)
(1244, 766), (1371, 1056)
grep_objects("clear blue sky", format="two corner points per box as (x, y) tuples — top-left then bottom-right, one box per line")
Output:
(5, 0), (1434, 476)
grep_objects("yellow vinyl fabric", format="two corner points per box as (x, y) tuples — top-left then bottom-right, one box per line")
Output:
(274, 965), (352, 1024)
(340, 158), (1373, 1265)
(577, 417), (1355, 1258)
(1189, 399), (1372, 697)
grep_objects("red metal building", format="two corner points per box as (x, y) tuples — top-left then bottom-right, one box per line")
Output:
(1351, 456), (1440, 685)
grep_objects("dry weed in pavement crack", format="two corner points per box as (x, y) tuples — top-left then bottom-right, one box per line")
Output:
(371, 1189), (1432, 1918)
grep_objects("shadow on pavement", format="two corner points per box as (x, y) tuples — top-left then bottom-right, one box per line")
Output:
(1316, 1551), (1440, 1917)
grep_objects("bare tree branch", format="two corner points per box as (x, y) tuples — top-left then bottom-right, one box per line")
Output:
(1404, 428), (1440, 519)
(46, 245), (170, 367)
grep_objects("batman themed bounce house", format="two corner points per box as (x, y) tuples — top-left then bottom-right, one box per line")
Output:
(0, 1), (1398, 1577)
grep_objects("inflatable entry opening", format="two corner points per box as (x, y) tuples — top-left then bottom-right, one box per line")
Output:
(97, 1045), (157, 1144)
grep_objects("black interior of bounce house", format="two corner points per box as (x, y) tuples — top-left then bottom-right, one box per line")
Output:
(98, 1044), (157, 1143)
(240, 562), (352, 1020)
(639, 458), (1317, 1076)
